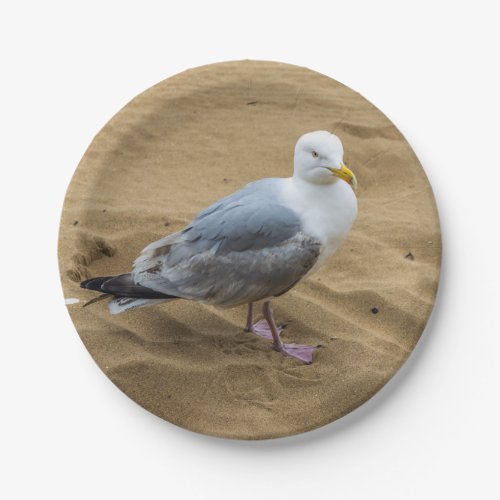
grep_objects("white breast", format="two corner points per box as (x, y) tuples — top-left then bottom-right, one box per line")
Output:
(280, 177), (358, 272)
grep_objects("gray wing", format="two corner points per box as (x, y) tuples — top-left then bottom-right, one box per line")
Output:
(132, 182), (321, 307)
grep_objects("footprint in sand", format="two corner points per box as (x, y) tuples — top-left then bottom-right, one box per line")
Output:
(211, 334), (263, 356)
(277, 366), (322, 385)
(223, 364), (282, 405)
(66, 233), (116, 282)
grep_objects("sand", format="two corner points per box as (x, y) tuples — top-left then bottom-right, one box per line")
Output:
(58, 60), (441, 439)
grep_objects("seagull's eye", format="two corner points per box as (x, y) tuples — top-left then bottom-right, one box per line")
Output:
(312, 151), (319, 158)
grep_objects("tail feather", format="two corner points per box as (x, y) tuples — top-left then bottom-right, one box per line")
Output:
(108, 297), (171, 314)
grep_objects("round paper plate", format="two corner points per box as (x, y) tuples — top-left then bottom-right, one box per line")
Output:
(59, 60), (441, 439)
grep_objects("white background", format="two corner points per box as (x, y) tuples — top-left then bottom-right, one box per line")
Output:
(1, 1), (499, 499)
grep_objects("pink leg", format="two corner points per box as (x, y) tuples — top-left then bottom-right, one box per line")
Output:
(244, 302), (283, 340)
(244, 302), (254, 332)
(256, 301), (320, 364)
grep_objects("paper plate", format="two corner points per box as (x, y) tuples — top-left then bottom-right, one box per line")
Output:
(59, 60), (441, 439)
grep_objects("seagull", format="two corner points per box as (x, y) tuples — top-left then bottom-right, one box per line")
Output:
(81, 131), (358, 364)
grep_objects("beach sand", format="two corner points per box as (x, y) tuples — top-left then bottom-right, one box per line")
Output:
(58, 60), (441, 439)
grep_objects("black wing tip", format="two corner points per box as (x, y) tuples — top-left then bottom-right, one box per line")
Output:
(80, 274), (178, 300)
(80, 276), (114, 291)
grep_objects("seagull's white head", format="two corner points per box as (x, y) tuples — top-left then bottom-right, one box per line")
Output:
(293, 130), (357, 190)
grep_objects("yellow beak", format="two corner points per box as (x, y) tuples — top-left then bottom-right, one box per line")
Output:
(329, 163), (358, 191)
